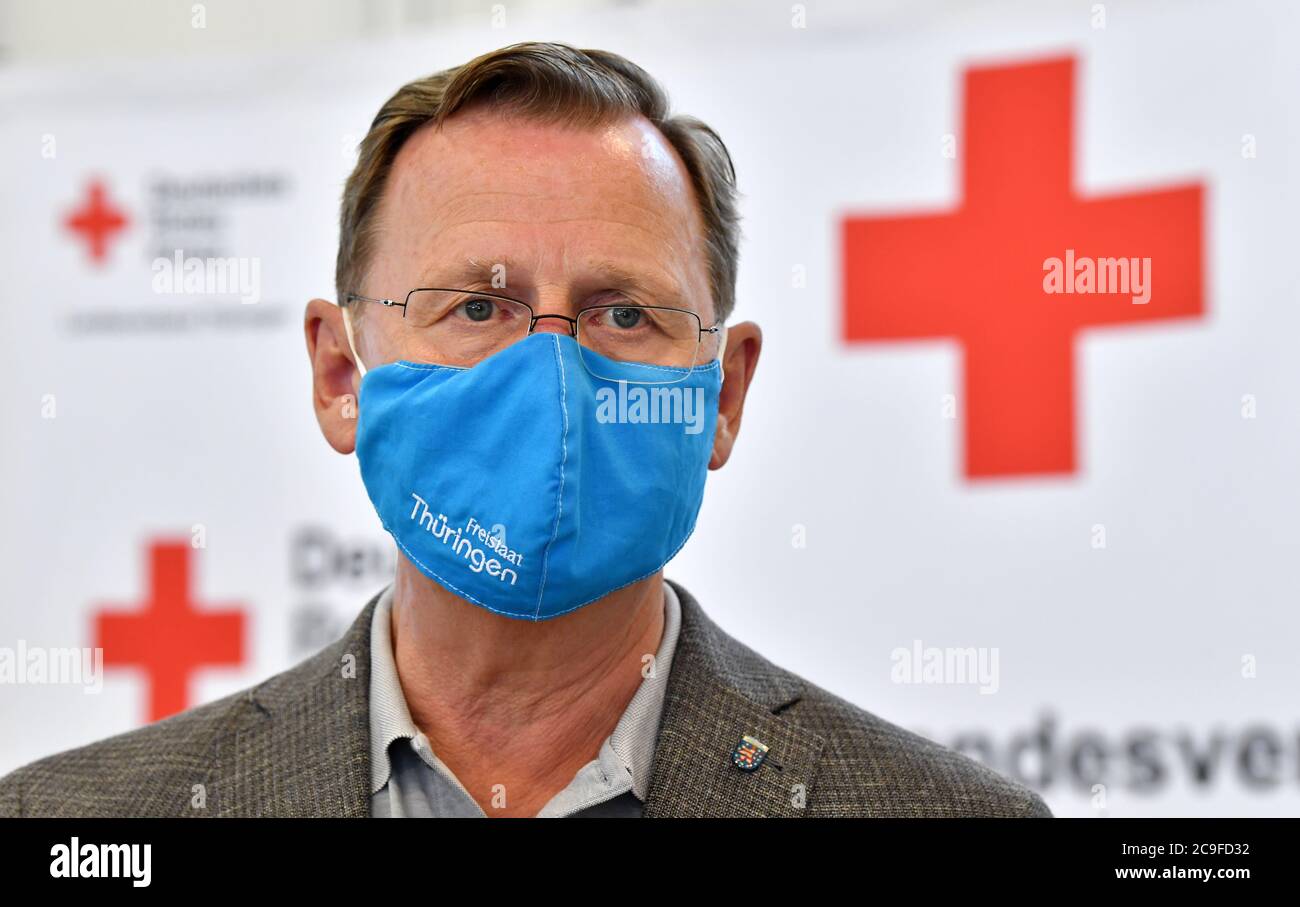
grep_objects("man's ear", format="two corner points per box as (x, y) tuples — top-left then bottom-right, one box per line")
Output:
(709, 320), (761, 470)
(304, 298), (362, 454)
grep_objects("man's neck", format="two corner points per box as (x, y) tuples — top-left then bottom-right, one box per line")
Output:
(388, 560), (666, 817)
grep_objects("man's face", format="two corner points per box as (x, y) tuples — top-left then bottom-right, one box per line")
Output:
(351, 106), (716, 367)
(306, 104), (759, 471)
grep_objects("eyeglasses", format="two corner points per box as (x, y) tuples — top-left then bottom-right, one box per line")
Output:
(343, 288), (723, 385)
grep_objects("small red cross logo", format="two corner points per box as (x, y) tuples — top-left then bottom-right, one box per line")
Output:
(842, 56), (1205, 478)
(94, 541), (246, 722)
(64, 179), (130, 265)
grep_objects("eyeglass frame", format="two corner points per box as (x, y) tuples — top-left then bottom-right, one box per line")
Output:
(341, 287), (724, 375)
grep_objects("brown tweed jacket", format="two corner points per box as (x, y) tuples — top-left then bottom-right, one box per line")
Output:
(0, 581), (1050, 817)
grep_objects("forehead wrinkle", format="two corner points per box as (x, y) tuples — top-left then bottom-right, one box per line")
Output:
(426, 187), (694, 241)
(426, 215), (692, 245)
(416, 214), (699, 277)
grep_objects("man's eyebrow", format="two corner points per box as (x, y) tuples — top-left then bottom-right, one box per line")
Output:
(583, 259), (686, 304)
(418, 256), (510, 288)
(419, 256), (687, 305)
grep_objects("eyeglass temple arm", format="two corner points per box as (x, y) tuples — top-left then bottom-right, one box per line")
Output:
(344, 293), (402, 307)
(712, 323), (728, 380)
(339, 296), (373, 377)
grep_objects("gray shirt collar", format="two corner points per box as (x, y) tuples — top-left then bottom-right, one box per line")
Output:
(368, 579), (682, 804)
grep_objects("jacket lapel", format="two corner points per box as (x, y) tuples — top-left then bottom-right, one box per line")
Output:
(206, 591), (380, 817)
(643, 581), (826, 817)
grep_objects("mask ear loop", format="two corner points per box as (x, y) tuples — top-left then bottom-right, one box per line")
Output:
(716, 324), (728, 382)
(340, 302), (368, 377)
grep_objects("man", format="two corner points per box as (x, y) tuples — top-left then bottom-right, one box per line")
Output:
(0, 42), (1049, 818)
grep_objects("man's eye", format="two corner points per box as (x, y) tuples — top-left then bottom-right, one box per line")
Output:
(608, 307), (643, 329)
(460, 298), (495, 322)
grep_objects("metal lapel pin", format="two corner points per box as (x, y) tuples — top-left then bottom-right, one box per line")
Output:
(731, 735), (770, 772)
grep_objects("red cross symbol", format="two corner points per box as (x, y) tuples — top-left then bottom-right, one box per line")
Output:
(63, 179), (130, 265)
(93, 541), (246, 722)
(842, 56), (1205, 478)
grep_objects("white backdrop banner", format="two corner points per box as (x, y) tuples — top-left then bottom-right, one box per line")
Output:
(2, 0), (1297, 817)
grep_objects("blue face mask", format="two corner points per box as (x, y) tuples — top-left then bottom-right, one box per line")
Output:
(353, 332), (723, 621)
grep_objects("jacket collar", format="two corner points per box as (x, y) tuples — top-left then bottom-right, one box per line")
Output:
(211, 581), (823, 817)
